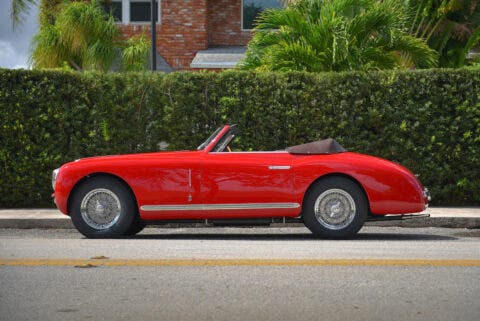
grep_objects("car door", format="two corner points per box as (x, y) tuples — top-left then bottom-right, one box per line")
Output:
(199, 151), (299, 218)
(136, 151), (202, 220)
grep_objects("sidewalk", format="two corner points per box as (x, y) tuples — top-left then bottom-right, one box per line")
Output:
(0, 207), (479, 229)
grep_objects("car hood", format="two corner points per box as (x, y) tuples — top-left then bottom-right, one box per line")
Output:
(72, 150), (202, 164)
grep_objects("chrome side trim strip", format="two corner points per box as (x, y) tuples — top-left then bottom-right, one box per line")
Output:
(140, 203), (300, 212)
(268, 165), (291, 170)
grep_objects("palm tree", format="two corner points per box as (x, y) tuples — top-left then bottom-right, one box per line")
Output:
(11, 0), (71, 29)
(30, 0), (150, 71)
(10, 0), (36, 30)
(406, 0), (480, 67)
(10, 0), (150, 72)
(241, 0), (438, 72)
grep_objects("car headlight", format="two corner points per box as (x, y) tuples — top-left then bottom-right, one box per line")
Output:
(423, 188), (431, 202)
(52, 168), (59, 190)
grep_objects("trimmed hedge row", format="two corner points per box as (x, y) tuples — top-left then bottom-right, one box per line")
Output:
(0, 68), (479, 207)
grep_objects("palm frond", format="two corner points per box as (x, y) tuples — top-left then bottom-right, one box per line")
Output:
(10, 0), (36, 30)
(84, 40), (117, 72)
(347, 1), (402, 44)
(357, 46), (398, 70)
(121, 33), (150, 71)
(391, 34), (438, 68)
(266, 41), (327, 72)
(30, 24), (69, 69)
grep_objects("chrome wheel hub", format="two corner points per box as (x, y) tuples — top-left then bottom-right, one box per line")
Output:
(314, 189), (356, 230)
(95, 201), (105, 215)
(80, 188), (121, 230)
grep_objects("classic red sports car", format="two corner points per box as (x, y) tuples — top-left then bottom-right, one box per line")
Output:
(52, 124), (429, 238)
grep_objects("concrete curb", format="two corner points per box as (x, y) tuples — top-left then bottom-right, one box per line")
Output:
(365, 217), (480, 229)
(0, 219), (74, 229)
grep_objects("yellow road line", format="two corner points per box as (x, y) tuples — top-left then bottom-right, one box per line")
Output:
(1, 258), (479, 267)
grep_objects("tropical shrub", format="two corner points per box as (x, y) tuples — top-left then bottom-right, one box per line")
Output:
(241, 0), (438, 71)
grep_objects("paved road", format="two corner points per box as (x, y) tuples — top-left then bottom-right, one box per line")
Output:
(1, 227), (479, 321)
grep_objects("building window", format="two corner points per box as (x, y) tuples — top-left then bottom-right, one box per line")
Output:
(242, 0), (283, 30)
(130, 0), (158, 23)
(102, 1), (122, 22)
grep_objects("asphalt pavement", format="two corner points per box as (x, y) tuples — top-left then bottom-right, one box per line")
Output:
(0, 226), (479, 321)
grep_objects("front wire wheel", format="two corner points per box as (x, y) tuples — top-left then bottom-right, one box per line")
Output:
(124, 217), (146, 236)
(303, 177), (368, 238)
(80, 188), (122, 230)
(71, 176), (137, 238)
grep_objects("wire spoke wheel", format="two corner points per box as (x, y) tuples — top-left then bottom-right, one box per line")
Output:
(71, 176), (138, 238)
(80, 188), (122, 230)
(314, 189), (356, 230)
(303, 177), (367, 238)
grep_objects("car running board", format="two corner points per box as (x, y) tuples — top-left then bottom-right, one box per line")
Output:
(145, 214), (430, 226)
(366, 213), (430, 221)
(145, 217), (304, 227)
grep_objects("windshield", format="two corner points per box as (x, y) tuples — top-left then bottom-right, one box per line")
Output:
(211, 131), (236, 152)
(197, 127), (222, 150)
(210, 124), (238, 152)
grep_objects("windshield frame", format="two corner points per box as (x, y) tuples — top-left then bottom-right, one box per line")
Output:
(208, 124), (238, 153)
(198, 125), (238, 153)
(197, 127), (223, 150)
(211, 130), (235, 152)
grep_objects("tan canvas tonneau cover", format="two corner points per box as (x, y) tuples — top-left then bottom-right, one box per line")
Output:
(286, 138), (346, 155)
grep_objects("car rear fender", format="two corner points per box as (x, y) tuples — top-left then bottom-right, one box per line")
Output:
(301, 173), (371, 216)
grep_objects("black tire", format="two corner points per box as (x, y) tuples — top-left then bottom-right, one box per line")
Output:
(303, 176), (367, 239)
(70, 176), (137, 238)
(124, 217), (146, 236)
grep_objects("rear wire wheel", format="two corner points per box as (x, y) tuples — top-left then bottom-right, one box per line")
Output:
(70, 176), (137, 238)
(303, 177), (368, 238)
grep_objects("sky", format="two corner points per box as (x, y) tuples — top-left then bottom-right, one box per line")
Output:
(0, 0), (39, 69)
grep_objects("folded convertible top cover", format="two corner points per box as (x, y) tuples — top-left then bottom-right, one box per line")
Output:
(286, 138), (346, 154)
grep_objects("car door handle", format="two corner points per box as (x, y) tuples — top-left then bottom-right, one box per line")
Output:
(268, 165), (291, 170)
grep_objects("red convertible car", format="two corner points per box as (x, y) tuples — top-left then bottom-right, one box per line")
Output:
(52, 124), (429, 238)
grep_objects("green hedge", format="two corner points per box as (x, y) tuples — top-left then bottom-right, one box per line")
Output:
(0, 68), (479, 207)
